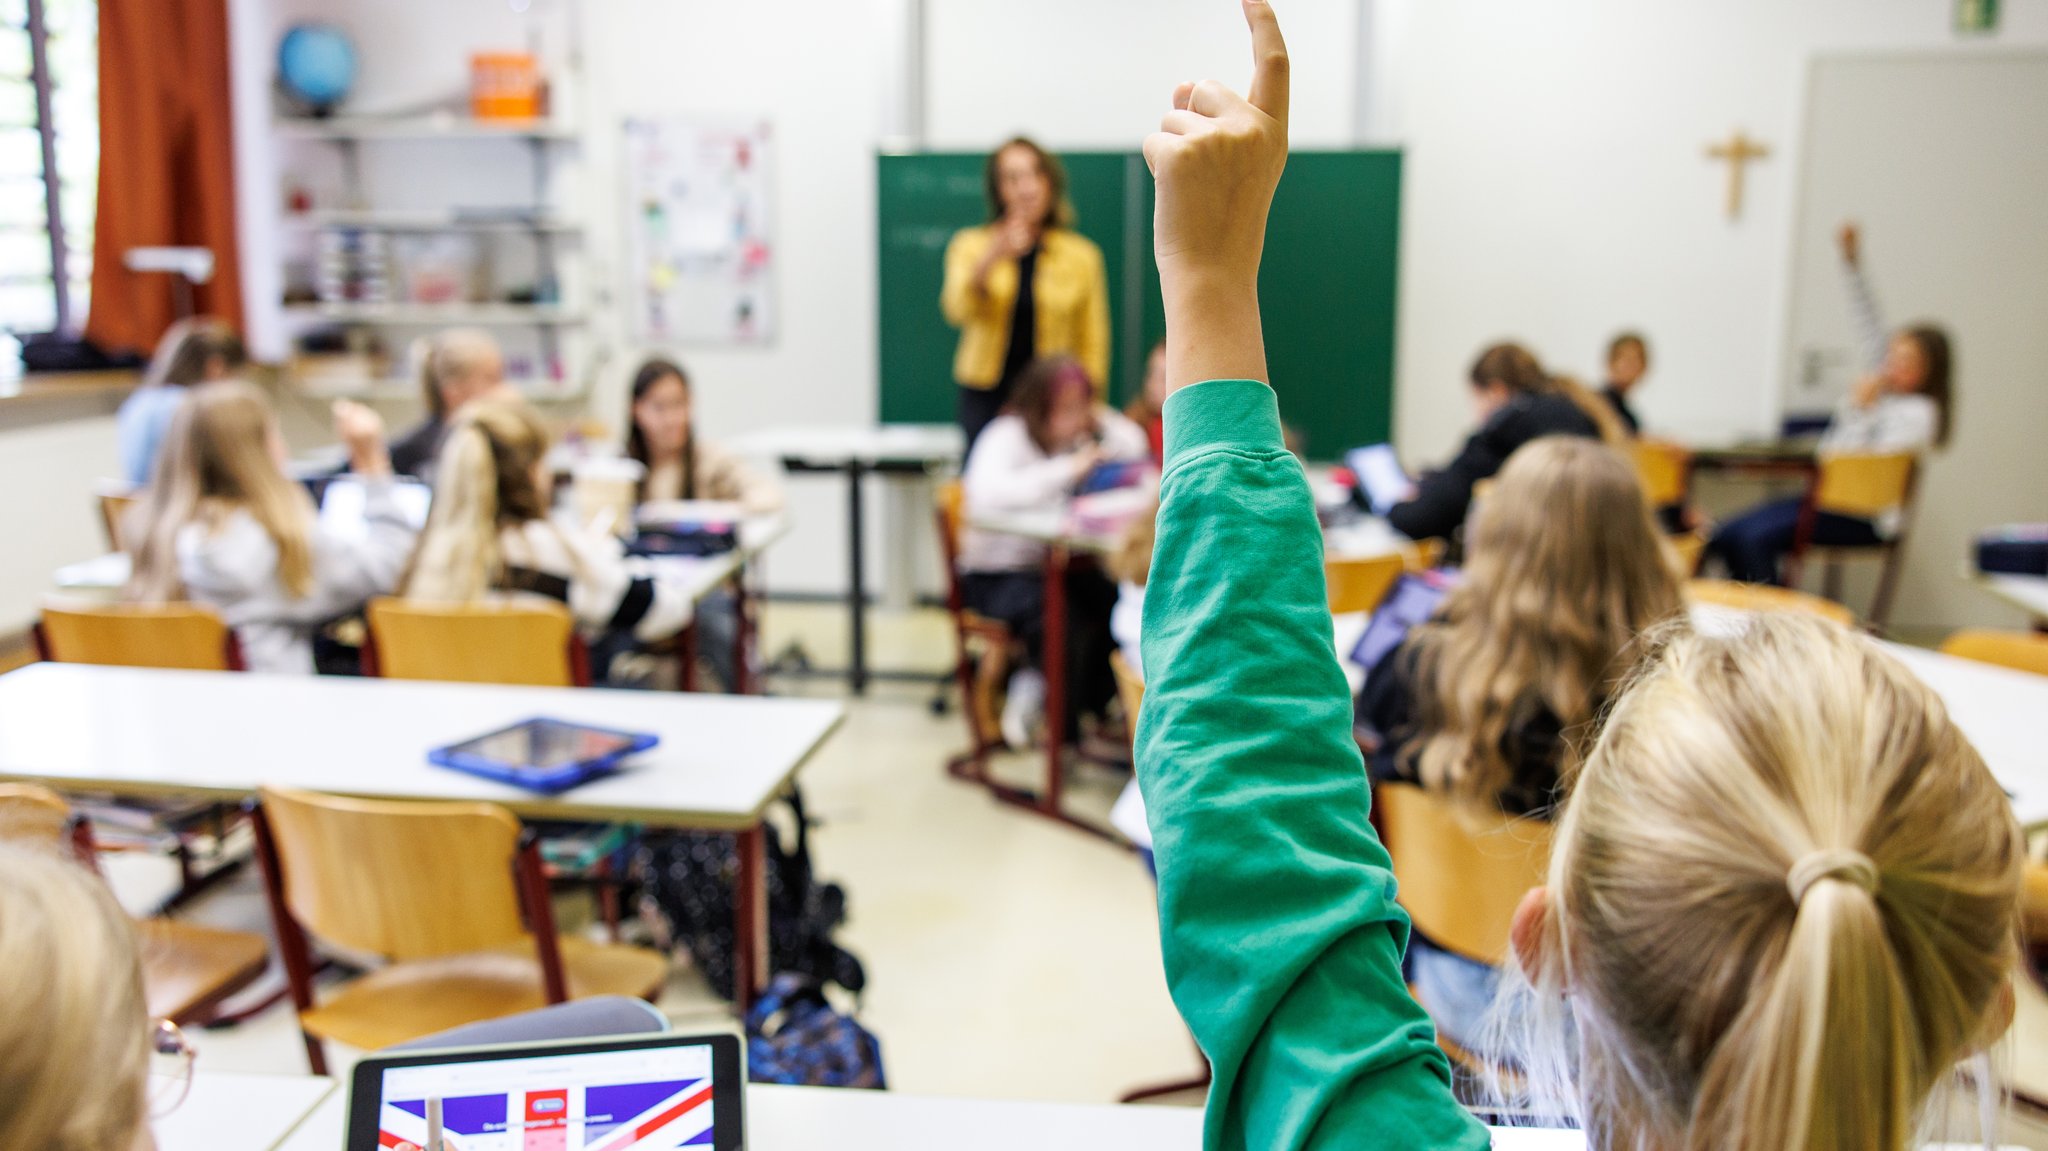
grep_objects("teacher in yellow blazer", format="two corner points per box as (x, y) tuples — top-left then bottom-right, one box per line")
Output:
(941, 137), (1111, 449)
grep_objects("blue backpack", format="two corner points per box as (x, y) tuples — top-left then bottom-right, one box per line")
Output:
(744, 973), (887, 1089)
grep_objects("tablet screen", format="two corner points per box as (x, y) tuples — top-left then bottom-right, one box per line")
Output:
(449, 720), (646, 772)
(1344, 444), (1411, 516)
(350, 1034), (743, 1151)
(320, 476), (434, 539)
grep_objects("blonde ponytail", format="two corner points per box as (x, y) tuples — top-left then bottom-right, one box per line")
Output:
(403, 399), (551, 602)
(1496, 615), (2023, 1150)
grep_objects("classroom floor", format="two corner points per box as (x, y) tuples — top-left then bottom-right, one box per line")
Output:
(97, 602), (2048, 1143)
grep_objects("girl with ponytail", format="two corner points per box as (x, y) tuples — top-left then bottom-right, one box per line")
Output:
(403, 398), (697, 671)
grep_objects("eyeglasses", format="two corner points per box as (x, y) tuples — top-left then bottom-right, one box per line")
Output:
(148, 1019), (197, 1118)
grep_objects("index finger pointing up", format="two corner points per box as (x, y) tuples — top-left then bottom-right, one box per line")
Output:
(1243, 0), (1290, 123)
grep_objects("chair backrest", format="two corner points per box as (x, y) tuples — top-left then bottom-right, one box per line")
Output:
(365, 598), (585, 687)
(933, 479), (973, 615)
(1402, 537), (1447, 572)
(1813, 451), (1917, 519)
(1109, 650), (1145, 737)
(1941, 629), (2048, 678)
(1326, 554), (1407, 616)
(1665, 531), (1707, 579)
(36, 601), (242, 671)
(1684, 579), (1856, 627)
(0, 783), (74, 852)
(257, 786), (529, 960)
(1630, 441), (1691, 508)
(1376, 782), (1552, 965)
(98, 486), (142, 553)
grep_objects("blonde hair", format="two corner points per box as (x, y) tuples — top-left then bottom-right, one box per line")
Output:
(126, 380), (317, 602)
(404, 399), (553, 602)
(0, 844), (151, 1151)
(143, 316), (245, 390)
(1500, 615), (2024, 1150)
(1407, 437), (1684, 809)
(420, 328), (502, 420)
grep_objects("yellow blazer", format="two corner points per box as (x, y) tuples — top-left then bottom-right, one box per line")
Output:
(940, 225), (1111, 394)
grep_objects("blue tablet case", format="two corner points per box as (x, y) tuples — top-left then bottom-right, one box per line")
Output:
(428, 718), (659, 794)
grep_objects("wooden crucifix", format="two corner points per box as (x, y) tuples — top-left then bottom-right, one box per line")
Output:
(1707, 130), (1771, 220)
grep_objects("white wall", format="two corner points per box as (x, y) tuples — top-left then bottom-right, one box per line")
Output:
(0, 416), (121, 629)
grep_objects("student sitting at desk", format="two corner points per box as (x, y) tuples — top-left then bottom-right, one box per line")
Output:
(624, 357), (783, 690)
(114, 316), (246, 487)
(1598, 330), (1649, 436)
(1135, 10), (2018, 1148)
(403, 398), (698, 684)
(1356, 436), (1684, 1050)
(1384, 343), (1614, 543)
(1708, 222), (1953, 585)
(125, 381), (415, 675)
(960, 355), (1148, 748)
(389, 328), (509, 481)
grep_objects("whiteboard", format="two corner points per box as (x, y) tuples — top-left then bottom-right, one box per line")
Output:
(622, 118), (776, 344)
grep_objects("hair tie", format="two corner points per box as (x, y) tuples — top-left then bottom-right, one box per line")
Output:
(1787, 848), (1880, 906)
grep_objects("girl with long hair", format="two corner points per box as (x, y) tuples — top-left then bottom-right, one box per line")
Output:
(624, 358), (782, 512)
(114, 316), (247, 486)
(1357, 436), (1686, 1047)
(124, 381), (415, 674)
(403, 398), (696, 672)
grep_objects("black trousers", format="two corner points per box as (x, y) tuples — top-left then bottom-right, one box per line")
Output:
(961, 566), (1119, 736)
(958, 379), (1015, 456)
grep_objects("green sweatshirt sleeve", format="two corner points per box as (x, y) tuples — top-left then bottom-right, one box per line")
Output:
(1136, 379), (1487, 1151)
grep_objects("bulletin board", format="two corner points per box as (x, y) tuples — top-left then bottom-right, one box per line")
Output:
(623, 118), (777, 344)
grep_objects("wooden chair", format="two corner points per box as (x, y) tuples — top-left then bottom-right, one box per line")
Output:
(1941, 629), (2048, 678)
(1109, 649), (1145, 738)
(1665, 531), (1708, 578)
(1374, 781), (1552, 1082)
(1326, 554), (1408, 616)
(1630, 440), (1692, 510)
(0, 784), (269, 1026)
(252, 786), (667, 1073)
(1784, 451), (1918, 630)
(363, 598), (591, 687)
(34, 601), (245, 671)
(935, 480), (1019, 776)
(1685, 578), (1856, 628)
(96, 480), (142, 553)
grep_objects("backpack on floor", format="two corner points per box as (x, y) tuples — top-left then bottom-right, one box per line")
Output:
(631, 785), (867, 1001)
(744, 973), (887, 1089)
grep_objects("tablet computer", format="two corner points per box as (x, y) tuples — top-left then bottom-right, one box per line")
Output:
(429, 718), (659, 795)
(1344, 444), (1412, 517)
(346, 1031), (745, 1151)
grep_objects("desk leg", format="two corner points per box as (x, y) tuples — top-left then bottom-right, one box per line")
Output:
(734, 824), (768, 1013)
(732, 570), (753, 696)
(848, 461), (869, 695)
(1041, 547), (1069, 816)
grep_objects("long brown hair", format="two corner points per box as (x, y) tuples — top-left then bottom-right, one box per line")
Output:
(1406, 437), (1685, 808)
(1499, 615), (2023, 1150)
(984, 137), (1074, 230)
(1006, 356), (1093, 453)
(1470, 342), (1628, 445)
(403, 400), (553, 602)
(126, 381), (316, 602)
(143, 316), (245, 390)
(1902, 323), (1955, 447)
(625, 357), (696, 502)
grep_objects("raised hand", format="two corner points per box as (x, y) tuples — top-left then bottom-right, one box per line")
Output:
(1144, 0), (1290, 394)
(333, 399), (393, 478)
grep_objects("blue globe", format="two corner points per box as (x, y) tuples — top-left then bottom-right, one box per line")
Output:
(278, 24), (357, 114)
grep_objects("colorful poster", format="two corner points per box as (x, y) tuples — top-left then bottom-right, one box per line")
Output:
(623, 118), (776, 345)
(376, 1046), (716, 1150)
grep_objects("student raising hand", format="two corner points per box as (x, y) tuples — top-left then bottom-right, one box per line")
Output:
(1133, 4), (1490, 1149)
(1144, 0), (1290, 395)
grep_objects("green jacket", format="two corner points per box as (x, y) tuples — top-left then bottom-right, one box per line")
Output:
(1137, 378), (1488, 1150)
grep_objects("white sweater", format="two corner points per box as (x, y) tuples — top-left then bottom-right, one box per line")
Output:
(959, 410), (1150, 573)
(1819, 392), (1938, 456)
(177, 481), (416, 675)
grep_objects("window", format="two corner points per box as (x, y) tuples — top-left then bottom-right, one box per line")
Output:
(0, 0), (95, 357)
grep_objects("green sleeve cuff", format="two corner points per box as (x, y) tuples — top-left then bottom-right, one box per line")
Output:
(1162, 379), (1284, 471)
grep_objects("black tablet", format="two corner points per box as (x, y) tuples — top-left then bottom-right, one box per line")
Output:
(346, 1031), (745, 1150)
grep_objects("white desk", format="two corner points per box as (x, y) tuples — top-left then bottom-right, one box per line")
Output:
(1971, 572), (2048, 625)
(264, 1081), (1584, 1151)
(727, 424), (963, 694)
(156, 1071), (335, 1151)
(1884, 643), (2048, 828)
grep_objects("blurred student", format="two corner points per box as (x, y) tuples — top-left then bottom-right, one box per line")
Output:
(403, 399), (697, 681)
(390, 328), (507, 481)
(959, 356), (1147, 747)
(624, 357), (782, 689)
(1598, 330), (1648, 435)
(1132, 11), (2016, 1150)
(0, 844), (168, 1151)
(1708, 222), (1952, 585)
(1123, 340), (1169, 463)
(114, 317), (246, 486)
(125, 382), (413, 674)
(1384, 343), (1615, 543)
(625, 358), (782, 513)
(1356, 437), (1684, 1048)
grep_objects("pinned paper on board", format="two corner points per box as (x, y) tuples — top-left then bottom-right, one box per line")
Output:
(623, 118), (776, 344)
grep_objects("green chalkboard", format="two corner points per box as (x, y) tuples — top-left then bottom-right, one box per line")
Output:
(877, 150), (1401, 459)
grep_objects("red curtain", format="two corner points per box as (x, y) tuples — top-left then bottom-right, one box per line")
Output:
(84, 0), (244, 355)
